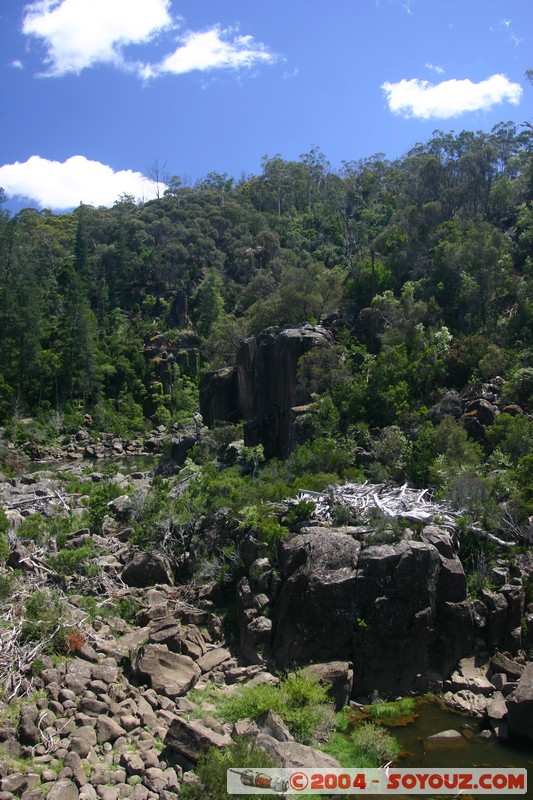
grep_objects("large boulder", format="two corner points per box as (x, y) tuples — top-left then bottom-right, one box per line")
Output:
(122, 550), (174, 587)
(132, 644), (200, 698)
(254, 734), (341, 768)
(272, 530), (360, 664)
(165, 717), (232, 763)
(506, 663), (533, 740)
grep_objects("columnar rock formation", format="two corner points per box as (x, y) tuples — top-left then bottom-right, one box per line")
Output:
(200, 324), (333, 457)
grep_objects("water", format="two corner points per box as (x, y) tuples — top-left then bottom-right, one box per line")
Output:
(20, 453), (158, 476)
(386, 700), (532, 800)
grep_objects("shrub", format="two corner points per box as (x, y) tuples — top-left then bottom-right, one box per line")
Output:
(219, 671), (330, 744)
(180, 737), (278, 800)
(323, 721), (400, 768)
(20, 590), (65, 652)
(48, 541), (96, 576)
(17, 514), (47, 544)
(87, 482), (122, 534)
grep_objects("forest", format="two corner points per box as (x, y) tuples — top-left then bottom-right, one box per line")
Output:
(2, 121), (533, 530)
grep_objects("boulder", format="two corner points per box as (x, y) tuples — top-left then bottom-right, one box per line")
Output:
(256, 710), (294, 742)
(254, 734), (341, 768)
(301, 661), (354, 710)
(506, 663), (533, 740)
(201, 324), (334, 457)
(122, 551), (174, 587)
(354, 541), (440, 695)
(132, 644), (200, 698)
(424, 729), (467, 750)
(165, 717), (232, 763)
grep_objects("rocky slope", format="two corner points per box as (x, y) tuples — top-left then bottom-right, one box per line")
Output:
(1, 463), (532, 799)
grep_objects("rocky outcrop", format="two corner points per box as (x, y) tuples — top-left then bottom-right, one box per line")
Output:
(354, 540), (473, 695)
(506, 663), (533, 740)
(200, 324), (334, 457)
(272, 529), (360, 663)
(263, 527), (473, 696)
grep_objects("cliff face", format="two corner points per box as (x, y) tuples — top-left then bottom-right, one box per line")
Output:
(200, 324), (333, 457)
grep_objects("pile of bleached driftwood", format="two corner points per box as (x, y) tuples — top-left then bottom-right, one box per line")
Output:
(295, 481), (515, 547)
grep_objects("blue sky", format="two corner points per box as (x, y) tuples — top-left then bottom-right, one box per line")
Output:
(0, 0), (531, 212)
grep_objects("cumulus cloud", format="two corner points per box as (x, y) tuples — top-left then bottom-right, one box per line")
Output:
(381, 74), (522, 119)
(137, 26), (277, 79)
(22, 0), (173, 76)
(0, 155), (164, 209)
(21, 0), (277, 79)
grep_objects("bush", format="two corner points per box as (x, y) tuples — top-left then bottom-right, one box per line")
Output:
(20, 590), (65, 652)
(323, 721), (400, 768)
(180, 737), (278, 800)
(48, 541), (96, 576)
(87, 481), (123, 534)
(219, 671), (330, 744)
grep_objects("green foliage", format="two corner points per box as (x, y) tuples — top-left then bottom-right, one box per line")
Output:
(48, 540), (96, 576)
(285, 499), (316, 526)
(180, 737), (278, 800)
(219, 671), (330, 744)
(20, 590), (65, 652)
(87, 481), (123, 534)
(238, 505), (287, 552)
(114, 597), (141, 624)
(365, 697), (416, 724)
(322, 721), (400, 767)
(16, 514), (47, 545)
(0, 509), (9, 563)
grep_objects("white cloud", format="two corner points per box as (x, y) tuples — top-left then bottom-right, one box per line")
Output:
(10, 59), (24, 69)
(0, 155), (164, 209)
(139, 26), (276, 79)
(22, 0), (173, 76)
(381, 74), (522, 119)
(21, 0), (277, 79)
(425, 62), (444, 75)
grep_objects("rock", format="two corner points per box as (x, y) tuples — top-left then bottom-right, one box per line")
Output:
(272, 530), (360, 664)
(487, 692), (508, 721)
(443, 690), (490, 718)
(0, 774), (40, 794)
(490, 652), (525, 681)
(47, 780), (79, 800)
(254, 734), (341, 768)
(196, 647), (232, 674)
(95, 716), (127, 744)
(18, 705), (40, 745)
(69, 726), (97, 758)
(132, 644), (200, 698)
(165, 717), (232, 763)
(107, 495), (132, 519)
(355, 540), (469, 695)
(201, 324), (334, 457)
(122, 551), (174, 587)
(506, 663), (533, 740)
(256, 710), (294, 742)
(447, 656), (494, 696)
(424, 730), (467, 750)
(120, 752), (145, 776)
(301, 661), (354, 710)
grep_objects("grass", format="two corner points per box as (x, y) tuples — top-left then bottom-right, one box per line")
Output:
(321, 720), (401, 768)
(365, 696), (417, 726)
(219, 671), (330, 744)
